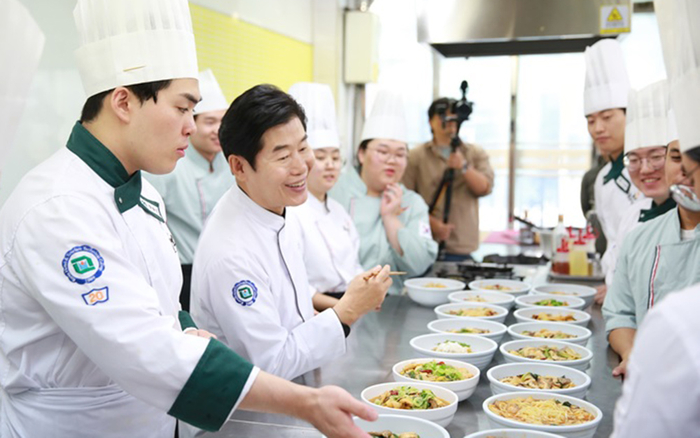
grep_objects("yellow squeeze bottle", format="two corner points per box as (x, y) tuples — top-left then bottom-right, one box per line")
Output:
(569, 236), (588, 276)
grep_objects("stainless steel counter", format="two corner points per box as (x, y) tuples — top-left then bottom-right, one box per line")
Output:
(207, 281), (622, 437)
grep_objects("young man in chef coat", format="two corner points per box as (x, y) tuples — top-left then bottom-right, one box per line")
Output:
(147, 69), (235, 311)
(0, 1), (379, 437)
(584, 39), (642, 305)
(612, 1), (700, 434)
(190, 84), (392, 381)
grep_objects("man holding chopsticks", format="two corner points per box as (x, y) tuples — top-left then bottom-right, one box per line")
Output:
(188, 84), (393, 385)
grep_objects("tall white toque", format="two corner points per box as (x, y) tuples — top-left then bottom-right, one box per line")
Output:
(655, 0), (700, 152)
(583, 39), (631, 116)
(195, 69), (229, 115)
(624, 80), (670, 154)
(0, 0), (45, 170)
(361, 89), (408, 144)
(288, 82), (341, 150)
(74, 0), (199, 98)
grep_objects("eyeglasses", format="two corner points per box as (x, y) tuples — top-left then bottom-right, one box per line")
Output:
(368, 147), (407, 163)
(623, 153), (666, 172)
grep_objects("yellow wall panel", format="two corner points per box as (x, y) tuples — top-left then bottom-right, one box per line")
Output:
(190, 4), (313, 101)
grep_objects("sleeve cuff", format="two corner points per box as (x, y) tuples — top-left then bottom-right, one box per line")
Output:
(168, 338), (255, 431)
(178, 310), (198, 331)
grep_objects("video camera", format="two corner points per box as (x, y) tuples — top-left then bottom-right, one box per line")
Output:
(435, 80), (474, 129)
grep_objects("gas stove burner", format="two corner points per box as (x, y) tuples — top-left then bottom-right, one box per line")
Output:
(435, 261), (524, 284)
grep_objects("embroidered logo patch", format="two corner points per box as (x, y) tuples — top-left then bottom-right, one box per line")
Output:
(419, 221), (432, 239)
(232, 280), (258, 307)
(82, 286), (109, 306)
(62, 245), (105, 285)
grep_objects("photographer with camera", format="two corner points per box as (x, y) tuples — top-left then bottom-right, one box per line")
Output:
(403, 93), (494, 261)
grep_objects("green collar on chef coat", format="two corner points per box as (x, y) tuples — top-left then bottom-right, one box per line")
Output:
(603, 152), (625, 184)
(639, 197), (677, 223)
(66, 122), (163, 221)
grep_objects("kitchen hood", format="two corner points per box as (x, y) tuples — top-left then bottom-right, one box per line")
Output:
(417, 0), (633, 57)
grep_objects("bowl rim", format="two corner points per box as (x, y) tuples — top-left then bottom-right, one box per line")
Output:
(361, 381), (459, 413)
(485, 362), (592, 392)
(468, 279), (532, 293)
(513, 307), (592, 323)
(405, 277), (466, 290)
(353, 414), (450, 438)
(499, 339), (593, 364)
(448, 290), (516, 304)
(435, 302), (509, 317)
(392, 357), (481, 386)
(482, 390), (603, 431)
(506, 321), (592, 342)
(515, 294), (586, 308)
(427, 318), (508, 335)
(463, 427), (571, 438)
(410, 333), (499, 356)
(531, 283), (597, 297)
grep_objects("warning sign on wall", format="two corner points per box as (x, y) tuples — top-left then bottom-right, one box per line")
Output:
(600, 5), (631, 34)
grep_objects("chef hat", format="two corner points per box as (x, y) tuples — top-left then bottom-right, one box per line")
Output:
(361, 89), (408, 144)
(655, 0), (700, 153)
(195, 69), (229, 115)
(288, 82), (341, 149)
(0, 0), (44, 171)
(74, 0), (198, 98)
(624, 80), (670, 154)
(667, 109), (679, 145)
(583, 39), (631, 116)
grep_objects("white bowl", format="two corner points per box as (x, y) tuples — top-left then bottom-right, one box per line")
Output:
(507, 322), (592, 346)
(469, 279), (531, 297)
(515, 294), (586, 311)
(348, 414), (450, 438)
(531, 284), (597, 309)
(483, 391), (603, 438)
(361, 382), (459, 427)
(409, 333), (498, 370)
(427, 318), (508, 344)
(435, 302), (509, 324)
(464, 428), (565, 438)
(499, 339), (593, 371)
(405, 277), (466, 307)
(448, 290), (516, 310)
(513, 307), (590, 327)
(486, 363), (591, 399)
(393, 358), (480, 402)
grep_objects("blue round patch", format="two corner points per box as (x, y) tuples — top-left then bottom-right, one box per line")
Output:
(62, 245), (105, 285)
(232, 280), (258, 307)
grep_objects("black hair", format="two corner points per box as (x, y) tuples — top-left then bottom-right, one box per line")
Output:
(80, 80), (173, 123)
(219, 84), (306, 170)
(428, 97), (457, 120)
(685, 145), (700, 163)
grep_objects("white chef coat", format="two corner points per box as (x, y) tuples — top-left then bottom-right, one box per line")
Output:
(612, 283), (700, 437)
(0, 123), (257, 437)
(292, 194), (364, 293)
(190, 184), (347, 381)
(594, 154), (642, 276)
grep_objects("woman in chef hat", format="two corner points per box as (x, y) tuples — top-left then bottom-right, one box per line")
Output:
(330, 89), (438, 295)
(288, 82), (364, 309)
(612, 0), (700, 435)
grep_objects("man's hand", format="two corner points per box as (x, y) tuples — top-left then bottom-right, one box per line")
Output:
(595, 284), (607, 305)
(613, 357), (628, 379)
(184, 329), (217, 340)
(446, 151), (466, 170)
(334, 265), (392, 326)
(303, 386), (377, 438)
(432, 220), (455, 242)
(380, 184), (404, 218)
